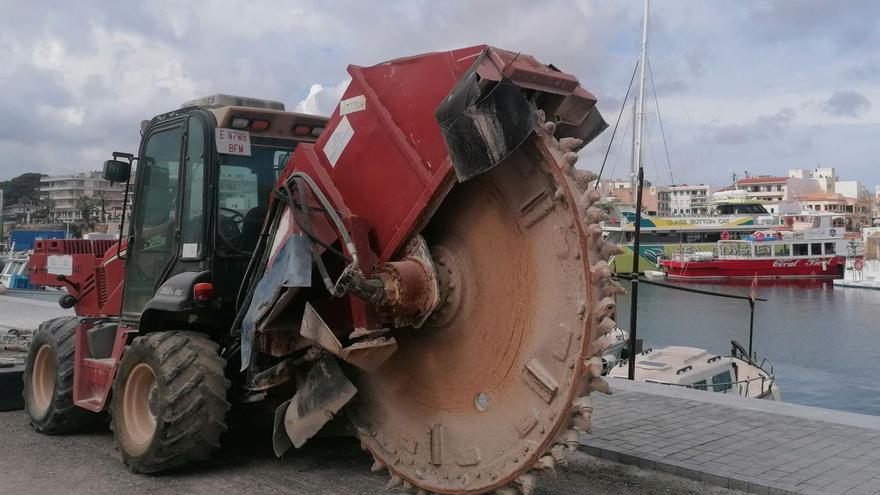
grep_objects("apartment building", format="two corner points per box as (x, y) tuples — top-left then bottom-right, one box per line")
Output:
(39, 172), (128, 222)
(668, 184), (712, 216)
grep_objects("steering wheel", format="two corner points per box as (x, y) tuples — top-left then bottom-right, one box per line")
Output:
(219, 207), (245, 245)
(220, 207), (245, 223)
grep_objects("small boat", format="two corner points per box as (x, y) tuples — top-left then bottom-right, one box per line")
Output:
(643, 270), (666, 280)
(0, 253), (33, 290)
(660, 212), (849, 280)
(607, 340), (781, 400)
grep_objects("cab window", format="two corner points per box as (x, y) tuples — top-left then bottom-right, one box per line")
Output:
(180, 117), (206, 258)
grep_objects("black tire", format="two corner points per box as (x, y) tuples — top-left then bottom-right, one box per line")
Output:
(23, 316), (96, 433)
(110, 331), (230, 474)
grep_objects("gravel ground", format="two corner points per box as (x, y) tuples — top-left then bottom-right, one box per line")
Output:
(0, 409), (744, 495)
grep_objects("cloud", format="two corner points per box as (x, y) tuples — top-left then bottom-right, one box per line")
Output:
(744, 0), (880, 50)
(294, 79), (350, 115)
(820, 90), (872, 117)
(709, 108), (796, 145)
(0, 0), (879, 190)
(843, 61), (880, 80)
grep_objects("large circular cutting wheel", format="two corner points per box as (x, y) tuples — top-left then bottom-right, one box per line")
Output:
(351, 140), (603, 494)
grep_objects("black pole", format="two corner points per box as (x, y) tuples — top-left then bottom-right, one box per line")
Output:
(627, 167), (645, 380)
(748, 298), (755, 360)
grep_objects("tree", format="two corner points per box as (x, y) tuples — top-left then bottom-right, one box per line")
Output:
(0, 172), (45, 205)
(35, 197), (55, 223)
(75, 195), (99, 228)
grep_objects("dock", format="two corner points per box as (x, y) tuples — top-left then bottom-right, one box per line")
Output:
(583, 379), (880, 495)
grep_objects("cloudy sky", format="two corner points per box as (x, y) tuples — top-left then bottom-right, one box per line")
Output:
(2, 0), (878, 190)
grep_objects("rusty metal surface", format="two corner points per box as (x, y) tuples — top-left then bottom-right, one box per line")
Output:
(300, 303), (398, 374)
(348, 117), (615, 493)
(375, 236), (440, 328)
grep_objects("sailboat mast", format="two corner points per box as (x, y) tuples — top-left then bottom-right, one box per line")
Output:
(633, 0), (649, 186)
(627, 0), (650, 381)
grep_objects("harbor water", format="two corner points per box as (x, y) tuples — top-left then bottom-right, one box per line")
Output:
(616, 279), (880, 416)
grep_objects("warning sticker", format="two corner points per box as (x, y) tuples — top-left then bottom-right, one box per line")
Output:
(322, 116), (355, 167)
(216, 128), (252, 156)
(339, 95), (366, 115)
(47, 255), (73, 276)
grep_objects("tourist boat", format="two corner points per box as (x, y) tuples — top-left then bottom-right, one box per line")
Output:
(834, 227), (880, 289)
(659, 212), (849, 280)
(602, 190), (778, 274)
(607, 341), (781, 400)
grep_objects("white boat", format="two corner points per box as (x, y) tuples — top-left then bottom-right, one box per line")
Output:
(834, 228), (880, 289)
(607, 341), (781, 400)
(0, 254), (31, 290)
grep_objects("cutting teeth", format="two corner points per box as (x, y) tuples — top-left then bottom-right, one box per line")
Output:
(601, 279), (627, 297)
(586, 376), (613, 395)
(386, 475), (403, 490)
(535, 455), (556, 473)
(495, 487), (521, 495)
(579, 188), (601, 207)
(561, 151), (579, 170)
(516, 473), (538, 495)
(550, 444), (569, 466)
(594, 297), (617, 318)
(558, 137), (584, 152)
(570, 169), (598, 192)
(587, 332), (617, 358)
(582, 357), (603, 378)
(584, 206), (608, 224)
(559, 429), (580, 451)
(590, 260), (612, 280)
(600, 240), (625, 258)
(595, 317), (617, 336)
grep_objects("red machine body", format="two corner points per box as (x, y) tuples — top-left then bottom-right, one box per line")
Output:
(28, 239), (126, 317)
(255, 45), (601, 353)
(28, 238), (130, 411)
(279, 45), (599, 263)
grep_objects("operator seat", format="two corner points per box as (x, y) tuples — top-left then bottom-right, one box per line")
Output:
(241, 206), (267, 252)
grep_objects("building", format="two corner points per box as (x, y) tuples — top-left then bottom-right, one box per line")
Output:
(2, 202), (38, 223)
(736, 170), (833, 205)
(39, 172), (128, 223)
(668, 184), (712, 216)
(599, 180), (670, 216)
(794, 192), (873, 230)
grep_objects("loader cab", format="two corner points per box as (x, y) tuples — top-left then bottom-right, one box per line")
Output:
(112, 94), (327, 329)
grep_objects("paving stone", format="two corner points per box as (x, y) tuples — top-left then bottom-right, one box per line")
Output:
(582, 387), (880, 495)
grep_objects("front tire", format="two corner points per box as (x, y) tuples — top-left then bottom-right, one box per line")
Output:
(110, 331), (230, 473)
(23, 316), (96, 433)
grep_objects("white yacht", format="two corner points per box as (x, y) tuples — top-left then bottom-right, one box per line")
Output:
(607, 341), (781, 400)
(834, 228), (880, 289)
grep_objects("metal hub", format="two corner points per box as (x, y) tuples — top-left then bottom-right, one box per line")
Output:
(31, 344), (55, 416)
(122, 363), (158, 456)
(425, 245), (466, 328)
(350, 150), (594, 494)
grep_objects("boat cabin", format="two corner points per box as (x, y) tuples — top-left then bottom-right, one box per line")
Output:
(609, 346), (777, 399)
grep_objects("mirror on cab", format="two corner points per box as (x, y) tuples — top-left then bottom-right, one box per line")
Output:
(103, 159), (131, 183)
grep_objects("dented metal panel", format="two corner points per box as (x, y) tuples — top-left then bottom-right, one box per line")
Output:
(240, 233), (312, 370)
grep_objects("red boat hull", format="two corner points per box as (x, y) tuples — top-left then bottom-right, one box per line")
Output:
(660, 256), (846, 279)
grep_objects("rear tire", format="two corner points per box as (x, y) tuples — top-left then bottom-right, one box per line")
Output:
(23, 316), (96, 433)
(110, 331), (230, 473)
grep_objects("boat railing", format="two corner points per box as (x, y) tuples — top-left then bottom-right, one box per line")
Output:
(643, 373), (776, 399)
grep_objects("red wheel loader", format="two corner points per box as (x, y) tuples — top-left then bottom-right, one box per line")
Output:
(24, 45), (621, 494)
